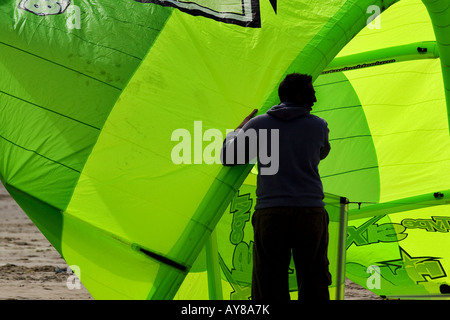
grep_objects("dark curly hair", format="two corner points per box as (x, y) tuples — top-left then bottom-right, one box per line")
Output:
(278, 73), (313, 103)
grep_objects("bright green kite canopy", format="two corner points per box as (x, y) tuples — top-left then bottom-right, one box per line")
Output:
(0, 0), (449, 299)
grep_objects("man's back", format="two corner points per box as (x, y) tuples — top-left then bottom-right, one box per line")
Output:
(221, 73), (332, 300)
(238, 101), (330, 209)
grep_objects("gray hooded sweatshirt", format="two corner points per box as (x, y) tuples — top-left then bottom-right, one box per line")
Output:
(221, 102), (330, 209)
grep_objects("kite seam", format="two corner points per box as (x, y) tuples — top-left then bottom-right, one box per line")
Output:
(313, 104), (362, 113)
(329, 134), (372, 142)
(0, 134), (80, 173)
(0, 89), (101, 131)
(2, 17), (147, 61)
(361, 98), (445, 107)
(315, 79), (351, 87)
(0, 41), (123, 91)
(377, 158), (450, 167)
(322, 166), (379, 179)
(427, 1), (450, 15)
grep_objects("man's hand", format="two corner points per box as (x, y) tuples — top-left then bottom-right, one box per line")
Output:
(235, 109), (258, 131)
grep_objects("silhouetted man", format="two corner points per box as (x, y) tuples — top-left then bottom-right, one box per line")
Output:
(221, 73), (331, 300)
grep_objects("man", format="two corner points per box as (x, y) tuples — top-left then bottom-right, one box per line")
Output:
(221, 73), (331, 300)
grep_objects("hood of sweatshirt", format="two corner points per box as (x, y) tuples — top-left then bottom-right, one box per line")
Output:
(266, 102), (310, 121)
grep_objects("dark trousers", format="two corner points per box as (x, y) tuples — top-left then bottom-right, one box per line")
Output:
(251, 207), (331, 300)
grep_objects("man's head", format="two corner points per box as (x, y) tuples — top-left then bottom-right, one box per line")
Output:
(278, 73), (316, 111)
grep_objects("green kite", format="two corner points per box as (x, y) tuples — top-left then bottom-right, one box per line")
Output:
(0, 0), (449, 299)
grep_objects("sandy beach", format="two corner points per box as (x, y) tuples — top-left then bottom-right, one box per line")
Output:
(0, 183), (380, 300)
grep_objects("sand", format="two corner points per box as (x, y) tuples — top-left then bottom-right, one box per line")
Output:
(0, 183), (380, 300)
